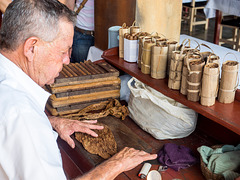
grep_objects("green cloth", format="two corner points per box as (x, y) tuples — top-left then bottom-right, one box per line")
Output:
(223, 170), (240, 180)
(197, 144), (240, 180)
(222, 144), (240, 153)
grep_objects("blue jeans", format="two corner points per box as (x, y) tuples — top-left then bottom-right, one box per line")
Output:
(70, 29), (94, 63)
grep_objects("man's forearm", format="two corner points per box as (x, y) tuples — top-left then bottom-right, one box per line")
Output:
(0, 0), (11, 13)
(58, 0), (75, 11)
(75, 158), (123, 180)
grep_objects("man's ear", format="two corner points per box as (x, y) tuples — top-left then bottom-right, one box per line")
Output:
(23, 37), (39, 62)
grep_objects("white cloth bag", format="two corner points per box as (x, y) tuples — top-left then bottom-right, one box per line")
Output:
(127, 77), (198, 140)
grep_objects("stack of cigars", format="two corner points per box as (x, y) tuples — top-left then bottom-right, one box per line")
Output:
(45, 60), (121, 116)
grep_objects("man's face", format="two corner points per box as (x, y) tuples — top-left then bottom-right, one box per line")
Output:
(34, 19), (74, 87)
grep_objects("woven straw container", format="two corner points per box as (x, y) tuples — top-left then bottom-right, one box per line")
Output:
(200, 62), (220, 106)
(196, 43), (214, 62)
(186, 58), (205, 102)
(141, 40), (156, 74)
(168, 50), (186, 90)
(151, 44), (168, 79)
(207, 53), (220, 64)
(129, 21), (140, 35)
(180, 51), (201, 95)
(119, 23), (129, 58)
(167, 41), (178, 75)
(218, 53), (239, 104)
(138, 35), (151, 69)
(200, 145), (224, 180)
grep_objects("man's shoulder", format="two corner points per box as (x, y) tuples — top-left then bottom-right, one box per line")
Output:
(0, 83), (36, 115)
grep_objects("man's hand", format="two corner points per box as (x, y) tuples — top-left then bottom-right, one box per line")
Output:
(48, 116), (104, 148)
(110, 147), (157, 172)
(77, 147), (157, 180)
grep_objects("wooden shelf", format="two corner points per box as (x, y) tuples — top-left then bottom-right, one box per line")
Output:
(102, 47), (240, 136)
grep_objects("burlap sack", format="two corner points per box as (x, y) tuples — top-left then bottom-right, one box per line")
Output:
(168, 50), (186, 90)
(151, 43), (168, 79)
(119, 23), (129, 58)
(218, 53), (239, 104)
(200, 60), (220, 106)
(141, 39), (156, 74)
(186, 57), (205, 102)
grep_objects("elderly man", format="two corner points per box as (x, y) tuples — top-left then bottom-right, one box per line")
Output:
(0, 0), (157, 179)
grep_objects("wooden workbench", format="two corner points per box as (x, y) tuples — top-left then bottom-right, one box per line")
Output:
(58, 114), (220, 180)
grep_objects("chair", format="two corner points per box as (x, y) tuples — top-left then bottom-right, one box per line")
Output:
(182, 0), (209, 32)
(219, 16), (240, 51)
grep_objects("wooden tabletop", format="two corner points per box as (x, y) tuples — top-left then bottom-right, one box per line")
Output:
(58, 114), (220, 180)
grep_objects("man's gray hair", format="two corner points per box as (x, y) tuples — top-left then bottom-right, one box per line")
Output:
(0, 0), (76, 51)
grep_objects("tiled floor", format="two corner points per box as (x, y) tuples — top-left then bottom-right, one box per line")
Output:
(181, 18), (215, 43)
(180, 17), (235, 50)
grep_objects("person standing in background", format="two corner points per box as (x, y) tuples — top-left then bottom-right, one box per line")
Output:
(1, 0), (94, 63)
(59, 0), (94, 63)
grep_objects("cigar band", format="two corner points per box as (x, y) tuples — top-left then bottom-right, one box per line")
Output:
(152, 70), (166, 74)
(203, 72), (219, 76)
(187, 81), (201, 86)
(201, 95), (216, 98)
(142, 48), (151, 52)
(172, 58), (184, 62)
(187, 89), (200, 93)
(169, 69), (182, 73)
(169, 77), (181, 81)
(219, 88), (236, 92)
(153, 54), (167, 56)
(222, 69), (239, 73)
(188, 70), (201, 75)
(142, 64), (150, 68)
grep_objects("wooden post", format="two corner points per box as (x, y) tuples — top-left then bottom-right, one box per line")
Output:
(0, 12), (2, 28)
(135, 0), (182, 42)
(94, 0), (136, 51)
(213, 10), (222, 44)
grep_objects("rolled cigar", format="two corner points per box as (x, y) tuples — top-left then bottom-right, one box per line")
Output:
(64, 65), (78, 76)
(68, 63), (83, 76)
(62, 65), (73, 77)
(84, 62), (100, 74)
(80, 62), (96, 75)
(72, 63), (86, 76)
(76, 63), (91, 75)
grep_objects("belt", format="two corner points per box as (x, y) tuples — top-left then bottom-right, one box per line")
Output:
(75, 27), (94, 36)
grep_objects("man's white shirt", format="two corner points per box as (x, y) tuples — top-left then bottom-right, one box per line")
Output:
(0, 53), (66, 180)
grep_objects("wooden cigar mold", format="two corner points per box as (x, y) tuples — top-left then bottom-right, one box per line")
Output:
(46, 60), (121, 116)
